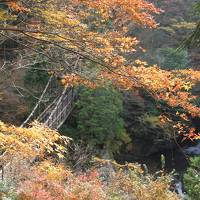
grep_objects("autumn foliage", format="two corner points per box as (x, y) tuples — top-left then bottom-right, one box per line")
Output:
(0, 1), (200, 199)
(0, 122), (179, 200)
(0, 1), (199, 136)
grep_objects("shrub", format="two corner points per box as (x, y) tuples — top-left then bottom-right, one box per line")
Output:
(158, 48), (189, 70)
(0, 181), (17, 200)
(0, 122), (179, 200)
(184, 156), (200, 200)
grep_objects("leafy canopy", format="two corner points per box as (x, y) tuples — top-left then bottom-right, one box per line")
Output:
(158, 48), (189, 70)
(75, 86), (129, 153)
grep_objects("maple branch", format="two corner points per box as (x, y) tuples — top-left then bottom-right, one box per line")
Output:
(22, 32), (141, 84)
(0, 28), (154, 98)
(0, 27), (142, 87)
(0, 27), (58, 35)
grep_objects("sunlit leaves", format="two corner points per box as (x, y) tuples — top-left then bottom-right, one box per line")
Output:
(1, 0), (199, 139)
(0, 121), (70, 163)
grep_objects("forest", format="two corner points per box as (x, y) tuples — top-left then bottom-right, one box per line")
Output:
(0, 0), (200, 199)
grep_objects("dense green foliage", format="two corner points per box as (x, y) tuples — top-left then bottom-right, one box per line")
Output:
(63, 86), (130, 153)
(77, 87), (130, 152)
(0, 181), (17, 200)
(182, 1), (200, 48)
(24, 62), (49, 88)
(158, 48), (189, 70)
(184, 156), (200, 200)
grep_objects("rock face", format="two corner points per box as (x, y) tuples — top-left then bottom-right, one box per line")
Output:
(0, 60), (28, 125)
(116, 90), (179, 171)
(192, 81), (200, 96)
(124, 90), (174, 152)
(0, 90), (27, 125)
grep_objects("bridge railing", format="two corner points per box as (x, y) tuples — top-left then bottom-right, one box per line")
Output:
(21, 76), (76, 129)
(41, 87), (76, 129)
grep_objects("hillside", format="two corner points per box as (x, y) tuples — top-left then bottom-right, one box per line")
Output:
(0, 0), (200, 200)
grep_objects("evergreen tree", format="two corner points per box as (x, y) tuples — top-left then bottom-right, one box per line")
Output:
(184, 156), (200, 200)
(76, 86), (130, 153)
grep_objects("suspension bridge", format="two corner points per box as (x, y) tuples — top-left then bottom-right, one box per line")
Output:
(0, 79), (76, 181)
(20, 55), (83, 129)
(20, 76), (76, 129)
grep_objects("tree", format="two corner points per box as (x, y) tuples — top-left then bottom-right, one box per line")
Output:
(75, 86), (129, 153)
(158, 48), (189, 70)
(184, 156), (200, 200)
(0, 0), (200, 138)
(181, 1), (200, 48)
